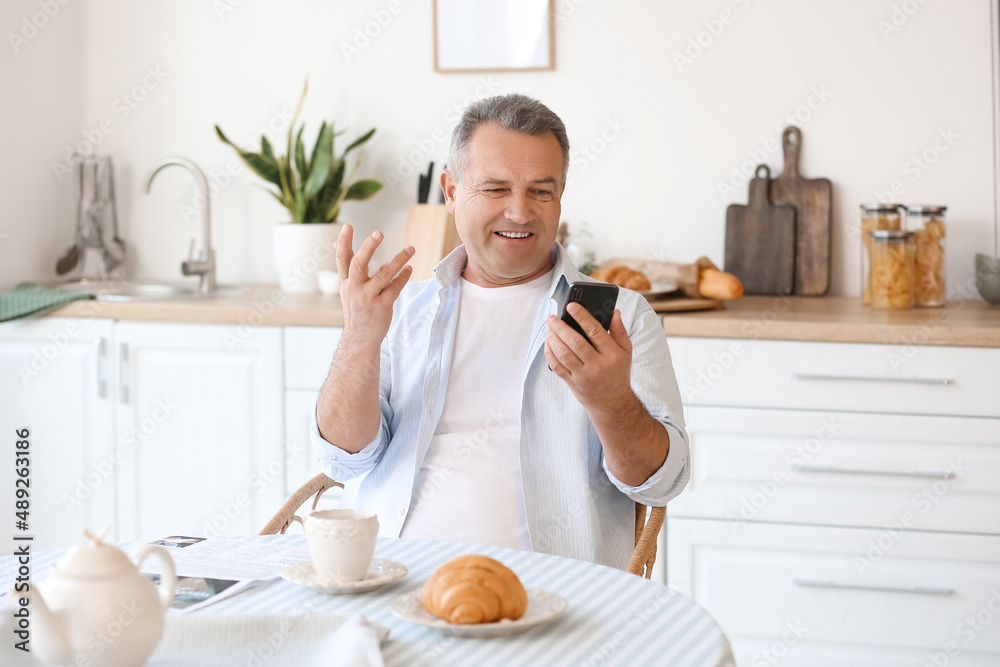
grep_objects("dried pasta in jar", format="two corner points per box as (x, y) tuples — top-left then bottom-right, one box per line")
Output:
(907, 205), (947, 307)
(860, 204), (902, 304)
(870, 230), (914, 309)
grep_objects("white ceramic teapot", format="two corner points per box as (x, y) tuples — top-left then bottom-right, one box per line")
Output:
(27, 527), (176, 667)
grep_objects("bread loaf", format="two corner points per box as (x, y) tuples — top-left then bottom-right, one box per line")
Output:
(422, 555), (528, 624)
(698, 267), (744, 300)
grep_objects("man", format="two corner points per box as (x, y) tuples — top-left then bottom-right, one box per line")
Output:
(311, 94), (688, 569)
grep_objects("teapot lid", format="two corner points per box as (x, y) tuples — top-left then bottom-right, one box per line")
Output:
(55, 527), (135, 578)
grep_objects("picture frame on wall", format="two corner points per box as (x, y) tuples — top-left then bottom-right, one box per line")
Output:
(433, 0), (555, 73)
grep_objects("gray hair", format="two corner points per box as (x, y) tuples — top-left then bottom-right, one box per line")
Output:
(446, 93), (570, 183)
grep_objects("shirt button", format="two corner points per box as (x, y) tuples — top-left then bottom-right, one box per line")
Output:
(397, 506), (407, 518)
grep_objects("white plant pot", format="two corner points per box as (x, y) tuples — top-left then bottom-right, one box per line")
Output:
(272, 222), (340, 293)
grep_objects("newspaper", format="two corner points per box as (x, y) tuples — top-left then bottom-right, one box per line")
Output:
(140, 535), (312, 614)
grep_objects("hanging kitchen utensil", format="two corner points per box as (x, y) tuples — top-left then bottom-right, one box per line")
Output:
(55, 160), (85, 275)
(769, 126), (833, 295)
(97, 157), (126, 272)
(724, 165), (796, 295)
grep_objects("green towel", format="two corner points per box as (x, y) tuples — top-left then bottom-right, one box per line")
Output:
(0, 282), (95, 322)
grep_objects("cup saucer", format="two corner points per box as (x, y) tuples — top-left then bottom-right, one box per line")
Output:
(281, 559), (408, 595)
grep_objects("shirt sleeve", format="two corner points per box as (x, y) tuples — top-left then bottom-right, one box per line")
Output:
(310, 338), (394, 482)
(601, 300), (691, 506)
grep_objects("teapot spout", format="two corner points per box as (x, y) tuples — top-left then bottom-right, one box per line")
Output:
(21, 585), (73, 665)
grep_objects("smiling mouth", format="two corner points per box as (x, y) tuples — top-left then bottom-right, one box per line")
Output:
(495, 231), (533, 239)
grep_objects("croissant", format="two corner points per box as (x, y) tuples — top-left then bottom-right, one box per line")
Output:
(590, 265), (651, 291)
(422, 555), (528, 624)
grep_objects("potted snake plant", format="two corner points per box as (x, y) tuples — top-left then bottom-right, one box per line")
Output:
(215, 82), (382, 293)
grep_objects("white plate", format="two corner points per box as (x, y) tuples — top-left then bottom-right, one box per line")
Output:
(281, 559), (407, 595)
(390, 587), (568, 638)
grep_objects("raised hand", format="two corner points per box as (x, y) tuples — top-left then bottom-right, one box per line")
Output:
(336, 224), (415, 347)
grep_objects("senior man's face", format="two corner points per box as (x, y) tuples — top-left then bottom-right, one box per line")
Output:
(442, 123), (565, 287)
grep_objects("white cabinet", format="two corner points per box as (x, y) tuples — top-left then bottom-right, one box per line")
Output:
(666, 336), (1000, 665)
(0, 317), (115, 551)
(113, 322), (284, 542)
(284, 326), (341, 392)
(672, 406), (1000, 535)
(669, 519), (1000, 667)
(668, 337), (1000, 418)
(283, 326), (343, 510)
(284, 389), (340, 512)
(0, 318), (284, 546)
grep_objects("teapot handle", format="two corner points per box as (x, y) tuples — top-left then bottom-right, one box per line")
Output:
(133, 544), (177, 611)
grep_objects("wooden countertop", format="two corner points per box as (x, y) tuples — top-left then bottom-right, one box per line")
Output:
(46, 284), (347, 327)
(43, 287), (1000, 347)
(660, 295), (1000, 348)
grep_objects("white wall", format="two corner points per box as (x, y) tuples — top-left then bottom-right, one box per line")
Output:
(3, 0), (996, 296)
(0, 0), (81, 284)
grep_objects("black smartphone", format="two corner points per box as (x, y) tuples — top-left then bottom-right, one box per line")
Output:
(559, 281), (620, 344)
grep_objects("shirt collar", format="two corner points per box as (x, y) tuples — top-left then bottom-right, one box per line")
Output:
(433, 243), (583, 295)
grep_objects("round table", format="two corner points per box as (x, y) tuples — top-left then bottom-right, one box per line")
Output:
(1, 534), (733, 666)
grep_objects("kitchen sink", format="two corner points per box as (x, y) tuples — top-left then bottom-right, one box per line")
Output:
(51, 280), (250, 301)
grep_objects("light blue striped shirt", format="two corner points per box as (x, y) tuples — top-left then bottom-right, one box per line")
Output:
(311, 243), (689, 569)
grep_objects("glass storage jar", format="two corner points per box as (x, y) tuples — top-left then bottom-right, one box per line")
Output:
(870, 229), (915, 309)
(860, 203), (903, 304)
(905, 205), (947, 307)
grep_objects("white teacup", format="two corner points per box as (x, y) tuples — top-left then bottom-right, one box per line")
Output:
(303, 509), (379, 583)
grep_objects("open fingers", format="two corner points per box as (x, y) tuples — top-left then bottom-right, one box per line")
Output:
(371, 245), (415, 292)
(349, 230), (385, 282)
(336, 224), (354, 278)
(382, 263), (414, 301)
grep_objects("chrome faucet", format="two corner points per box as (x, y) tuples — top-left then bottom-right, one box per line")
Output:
(141, 156), (217, 294)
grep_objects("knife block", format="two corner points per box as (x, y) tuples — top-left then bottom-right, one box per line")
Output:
(403, 204), (460, 282)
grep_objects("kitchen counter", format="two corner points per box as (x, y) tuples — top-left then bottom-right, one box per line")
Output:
(41, 287), (1000, 347)
(45, 284), (347, 326)
(661, 295), (1000, 347)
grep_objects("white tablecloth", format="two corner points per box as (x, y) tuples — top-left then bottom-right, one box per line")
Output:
(0, 535), (734, 666)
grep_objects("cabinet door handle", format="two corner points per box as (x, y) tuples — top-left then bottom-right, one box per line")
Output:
(794, 464), (956, 481)
(119, 342), (129, 404)
(791, 372), (954, 386)
(793, 579), (954, 597)
(96, 337), (107, 398)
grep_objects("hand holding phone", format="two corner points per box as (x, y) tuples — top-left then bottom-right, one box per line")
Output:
(559, 281), (620, 345)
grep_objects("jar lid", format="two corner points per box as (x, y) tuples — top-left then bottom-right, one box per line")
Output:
(860, 202), (902, 213)
(906, 205), (947, 215)
(871, 229), (914, 241)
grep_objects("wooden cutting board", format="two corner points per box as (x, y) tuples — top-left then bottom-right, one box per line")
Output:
(769, 126), (833, 296)
(724, 165), (796, 295)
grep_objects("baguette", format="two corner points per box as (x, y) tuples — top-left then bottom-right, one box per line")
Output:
(698, 267), (744, 300)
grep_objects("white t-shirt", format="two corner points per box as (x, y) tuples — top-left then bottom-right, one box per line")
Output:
(400, 269), (553, 549)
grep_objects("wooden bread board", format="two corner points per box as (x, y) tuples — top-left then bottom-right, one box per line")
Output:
(768, 126), (833, 295)
(724, 164), (796, 296)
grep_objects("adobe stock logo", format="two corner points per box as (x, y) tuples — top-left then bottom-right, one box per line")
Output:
(340, 0), (404, 63)
(7, 0), (72, 54)
(673, 0), (753, 73)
